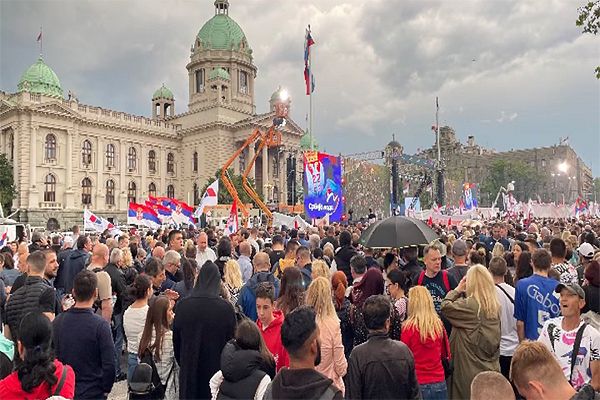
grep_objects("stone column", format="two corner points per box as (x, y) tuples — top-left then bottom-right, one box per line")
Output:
(141, 143), (147, 197)
(64, 129), (75, 209)
(0, 129), (5, 154)
(262, 146), (268, 200)
(96, 137), (104, 207)
(12, 127), (19, 210)
(160, 146), (166, 196)
(119, 140), (127, 210)
(29, 126), (39, 208)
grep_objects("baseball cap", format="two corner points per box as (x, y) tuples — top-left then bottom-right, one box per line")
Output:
(578, 243), (595, 258)
(555, 282), (585, 299)
(452, 240), (467, 257)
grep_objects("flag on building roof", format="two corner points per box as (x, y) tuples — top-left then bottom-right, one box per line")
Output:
(37, 30), (42, 43)
(128, 203), (161, 229)
(304, 27), (315, 95)
(194, 179), (219, 218)
(223, 200), (239, 236)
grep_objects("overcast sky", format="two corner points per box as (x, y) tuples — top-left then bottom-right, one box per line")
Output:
(1, 0), (599, 176)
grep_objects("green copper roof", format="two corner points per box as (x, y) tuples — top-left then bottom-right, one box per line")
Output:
(17, 57), (63, 98)
(271, 86), (283, 101)
(196, 14), (251, 55)
(208, 65), (231, 80)
(153, 84), (174, 100)
(300, 130), (318, 150)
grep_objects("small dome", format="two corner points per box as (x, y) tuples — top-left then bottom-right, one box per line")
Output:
(17, 57), (63, 98)
(208, 65), (231, 81)
(195, 10), (251, 56)
(152, 84), (174, 100)
(300, 130), (318, 151)
(387, 140), (402, 149)
(271, 86), (283, 101)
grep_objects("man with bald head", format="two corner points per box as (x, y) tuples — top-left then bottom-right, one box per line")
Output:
(195, 231), (216, 268)
(237, 242), (253, 284)
(152, 245), (166, 260)
(237, 252), (281, 321)
(87, 243), (113, 323)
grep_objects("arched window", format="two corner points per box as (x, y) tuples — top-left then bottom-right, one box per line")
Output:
(106, 144), (115, 167)
(44, 174), (56, 202)
(239, 152), (246, 173)
(128, 147), (136, 170)
(193, 151), (198, 173)
(46, 218), (60, 231)
(273, 157), (279, 176)
(193, 183), (199, 205)
(45, 134), (57, 160)
(106, 179), (115, 205)
(167, 153), (174, 173)
(273, 185), (279, 203)
(167, 184), (175, 199)
(82, 140), (92, 166)
(127, 181), (137, 204)
(148, 150), (156, 173)
(81, 178), (92, 205)
(148, 182), (156, 197)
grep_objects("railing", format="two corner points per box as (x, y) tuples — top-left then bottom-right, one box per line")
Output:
(39, 202), (62, 209)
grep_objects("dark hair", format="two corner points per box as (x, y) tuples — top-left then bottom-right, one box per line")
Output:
(549, 238), (566, 258)
(403, 247), (418, 263)
(339, 230), (352, 247)
(217, 237), (232, 257)
(296, 246), (310, 260)
(235, 319), (275, 367)
(532, 248), (551, 270)
(277, 267), (305, 316)
(129, 274), (152, 300)
(168, 230), (182, 246)
(27, 251), (47, 274)
(350, 254), (367, 274)
(514, 241), (528, 252)
(515, 251), (533, 282)
(138, 296), (170, 361)
(272, 234), (284, 246)
(313, 247), (324, 260)
(16, 312), (57, 393)
(363, 295), (391, 330)
(285, 240), (299, 255)
(2, 252), (15, 270)
(129, 243), (138, 259)
(585, 260), (600, 287)
(383, 253), (397, 271)
(256, 282), (276, 303)
(73, 270), (98, 302)
(145, 257), (165, 277)
(280, 306), (317, 358)
(387, 269), (411, 293)
(181, 258), (196, 290)
(76, 234), (89, 250)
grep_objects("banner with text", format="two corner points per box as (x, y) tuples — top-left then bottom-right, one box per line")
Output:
(303, 151), (343, 222)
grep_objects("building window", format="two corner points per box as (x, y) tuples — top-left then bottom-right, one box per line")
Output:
(239, 152), (246, 172)
(128, 147), (136, 170)
(148, 182), (156, 197)
(167, 153), (174, 173)
(106, 144), (115, 167)
(148, 150), (156, 173)
(240, 71), (248, 94)
(529, 160), (535, 168)
(273, 157), (279, 176)
(127, 181), (137, 204)
(167, 184), (175, 199)
(81, 178), (92, 205)
(106, 179), (115, 205)
(193, 183), (199, 205)
(44, 174), (56, 202)
(273, 186), (279, 203)
(82, 140), (92, 166)
(541, 159), (546, 167)
(45, 134), (57, 160)
(195, 69), (204, 93)
(193, 151), (198, 173)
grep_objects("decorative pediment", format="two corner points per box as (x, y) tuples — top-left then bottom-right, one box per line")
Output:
(30, 102), (81, 119)
(233, 112), (305, 137)
(0, 100), (16, 113)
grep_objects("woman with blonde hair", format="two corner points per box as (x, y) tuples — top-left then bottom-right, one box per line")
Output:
(491, 242), (505, 259)
(311, 259), (330, 281)
(223, 259), (243, 306)
(441, 265), (501, 400)
(306, 277), (347, 394)
(402, 286), (450, 400)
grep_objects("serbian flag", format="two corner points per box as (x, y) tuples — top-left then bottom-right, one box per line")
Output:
(224, 200), (239, 236)
(403, 182), (409, 195)
(128, 203), (161, 229)
(0, 230), (7, 249)
(304, 28), (314, 66)
(304, 66), (315, 95)
(101, 219), (123, 236)
(37, 30), (42, 43)
(147, 196), (159, 204)
(194, 179), (219, 218)
(145, 201), (173, 223)
(170, 199), (196, 226)
(304, 28), (315, 95)
(84, 209), (105, 233)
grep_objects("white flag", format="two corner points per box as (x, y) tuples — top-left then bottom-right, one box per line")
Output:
(84, 209), (105, 233)
(194, 179), (219, 218)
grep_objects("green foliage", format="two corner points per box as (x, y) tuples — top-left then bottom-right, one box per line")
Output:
(576, 1), (600, 78)
(200, 168), (263, 205)
(482, 160), (544, 204)
(0, 154), (17, 212)
(419, 189), (433, 209)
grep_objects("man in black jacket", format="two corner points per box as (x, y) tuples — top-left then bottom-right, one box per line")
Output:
(333, 230), (358, 283)
(346, 295), (421, 400)
(63, 235), (92, 293)
(265, 306), (343, 400)
(401, 247), (424, 282)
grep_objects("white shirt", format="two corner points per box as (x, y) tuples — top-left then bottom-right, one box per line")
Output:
(196, 247), (217, 268)
(539, 317), (600, 390)
(495, 283), (519, 356)
(123, 304), (148, 355)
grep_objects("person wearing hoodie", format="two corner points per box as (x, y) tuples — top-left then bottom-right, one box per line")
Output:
(173, 261), (237, 400)
(264, 306), (343, 400)
(210, 319), (276, 400)
(63, 235), (92, 294)
(332, 231), (357, 283)
(238, 253), (281, 322)
(256, 282), (289, 372)
(297, 246), (313, 288)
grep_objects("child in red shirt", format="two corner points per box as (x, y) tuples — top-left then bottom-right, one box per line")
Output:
(255, 282), (289, 371)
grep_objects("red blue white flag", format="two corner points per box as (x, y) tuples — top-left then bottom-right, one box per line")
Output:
(128, 203), (161, 229)
(194, 179), (219, 218)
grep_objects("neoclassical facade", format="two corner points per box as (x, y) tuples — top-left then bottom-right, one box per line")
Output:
(0, 0), (306, 229)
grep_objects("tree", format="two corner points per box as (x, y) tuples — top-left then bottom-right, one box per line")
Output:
(0, 154), (17, 213)
(200, 168), (263, 205)
(482, 160), (544, 205)
(576, 1), (600, 78)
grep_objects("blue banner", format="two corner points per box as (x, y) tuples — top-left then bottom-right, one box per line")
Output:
(303, 151), (343, 221)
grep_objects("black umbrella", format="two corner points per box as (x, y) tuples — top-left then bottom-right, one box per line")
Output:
(359, 216), (439, 249)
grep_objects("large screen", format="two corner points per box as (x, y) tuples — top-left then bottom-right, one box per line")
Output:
(303, 151), (343, 221)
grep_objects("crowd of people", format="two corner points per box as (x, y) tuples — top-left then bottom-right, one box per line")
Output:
(0, 217), (598, 399)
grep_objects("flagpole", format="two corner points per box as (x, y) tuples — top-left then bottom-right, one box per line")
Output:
(40, 27), (43, 57)
(308, 24), (314, 151)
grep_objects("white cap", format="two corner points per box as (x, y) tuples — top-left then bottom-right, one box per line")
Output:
(63, 236), (74, 245)
(578, 242), (595, 258)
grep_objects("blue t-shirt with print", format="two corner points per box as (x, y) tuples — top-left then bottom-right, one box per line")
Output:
(514, 274), (561, 340)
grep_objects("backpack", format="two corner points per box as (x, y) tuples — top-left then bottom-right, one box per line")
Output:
(128, 349), (173, 400)
(417, 270), (450, 292)
(262, 381), (338, 400)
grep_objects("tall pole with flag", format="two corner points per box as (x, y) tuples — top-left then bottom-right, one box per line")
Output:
(304, 26), (315, 150)
(37, 28), (43, 57)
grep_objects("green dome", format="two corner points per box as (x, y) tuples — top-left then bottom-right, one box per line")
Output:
(153, 84), (174, 100)
(196, 14), (251, 56)
(17, 57), (63, 98)
(300, 130), (318, 150)
(208, 65), (231, 80)
(271, 86), (283, 101)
